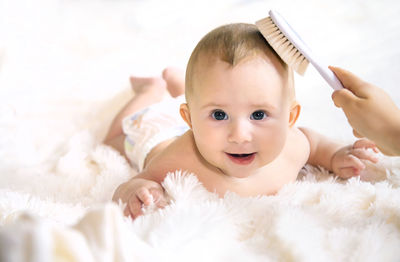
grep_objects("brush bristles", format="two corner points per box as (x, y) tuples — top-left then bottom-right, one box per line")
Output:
(256, 17), (309, 75)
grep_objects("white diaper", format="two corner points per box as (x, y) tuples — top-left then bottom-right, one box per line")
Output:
(122, 95), (189, 172)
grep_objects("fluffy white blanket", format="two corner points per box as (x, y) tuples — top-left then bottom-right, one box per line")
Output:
(1, 159), (400, 261)
(1, 0), (400, 261)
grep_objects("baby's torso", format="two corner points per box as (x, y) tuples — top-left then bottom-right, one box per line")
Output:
(143, 128), (310, 197)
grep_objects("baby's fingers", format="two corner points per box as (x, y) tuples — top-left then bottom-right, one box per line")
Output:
(340, 154), (366, 171)
(353, 138), (379, 153)
(351, 148), (379, 163)
(136, 187), (154, 206)
(149, 188), (167, 208)
(338, 167), (361, 179)
(125, 196), (144, 219)
(335, 154), (365, 178)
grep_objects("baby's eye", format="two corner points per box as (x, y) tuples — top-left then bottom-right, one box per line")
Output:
(250, 110), (267, 120)
(212, 110), (228, 120)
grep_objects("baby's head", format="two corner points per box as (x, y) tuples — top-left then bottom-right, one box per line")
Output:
(185, 23), (295, 105)
(180, 23), (301, 178)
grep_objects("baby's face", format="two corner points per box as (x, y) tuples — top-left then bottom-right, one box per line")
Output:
(183, 57), (293, 178)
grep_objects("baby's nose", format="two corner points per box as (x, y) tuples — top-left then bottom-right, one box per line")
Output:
(227, 120), (252, 144)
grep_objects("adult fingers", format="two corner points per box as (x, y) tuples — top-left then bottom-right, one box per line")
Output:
(353, 129), (363, 138)
(329, 66), (369, 97)
(331, 88), (357, 109)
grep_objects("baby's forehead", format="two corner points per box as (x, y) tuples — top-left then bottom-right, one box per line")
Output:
(195, 55), (288, 85)
(188, 56), (294, 103)
(199, 50), (286, 73)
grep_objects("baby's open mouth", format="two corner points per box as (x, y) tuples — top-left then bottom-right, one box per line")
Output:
(226, 152), (256, 165)
(229, 153), (254, 158)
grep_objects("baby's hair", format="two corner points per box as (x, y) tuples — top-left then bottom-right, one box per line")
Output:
(185, 23), (294, 102)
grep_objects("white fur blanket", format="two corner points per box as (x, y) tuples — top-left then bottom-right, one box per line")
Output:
(1, 0), (400, 261)
(1, 156), (400, 261)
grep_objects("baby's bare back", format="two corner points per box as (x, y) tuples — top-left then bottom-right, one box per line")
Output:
(141, 128), (310, 197)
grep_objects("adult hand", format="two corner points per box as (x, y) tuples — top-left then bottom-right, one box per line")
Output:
(330, 66), (400, 156)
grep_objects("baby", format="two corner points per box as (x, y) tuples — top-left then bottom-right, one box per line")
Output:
(105, 23), (378, 219)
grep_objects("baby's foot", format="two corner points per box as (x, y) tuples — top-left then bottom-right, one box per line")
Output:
(162, 67), (185, 97)
(129, 76), (167, 102)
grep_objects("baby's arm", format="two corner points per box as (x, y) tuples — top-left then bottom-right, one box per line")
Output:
(112, 172), (167, 219)
(300, 127), (379, 178)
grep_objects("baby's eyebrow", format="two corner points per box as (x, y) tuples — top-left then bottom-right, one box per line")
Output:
(200, 102), (228, 109)
(249, 103), (277, 110)
(200, 102), (276, 110)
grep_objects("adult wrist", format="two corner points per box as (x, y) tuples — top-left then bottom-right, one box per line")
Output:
(393, 113), (400, 155)
(385, 111), (400, 156)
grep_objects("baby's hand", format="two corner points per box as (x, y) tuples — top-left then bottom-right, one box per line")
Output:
(112, 178), (167, 219)
(331, 138), (379, 179)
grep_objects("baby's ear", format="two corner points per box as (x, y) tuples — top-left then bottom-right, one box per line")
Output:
(180, 103), (192, 128)
(288, 102), (301, 127)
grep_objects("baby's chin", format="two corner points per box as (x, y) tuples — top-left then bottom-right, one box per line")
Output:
(220, 162), (271, 179)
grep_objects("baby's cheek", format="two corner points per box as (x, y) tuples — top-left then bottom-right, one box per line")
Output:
(193, 130), (220, 154)
(258, 128), (286, 161)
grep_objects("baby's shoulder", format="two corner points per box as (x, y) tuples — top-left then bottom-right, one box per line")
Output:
(283, 127), (311, 161)
(144, 131), (201, 180)
(288, 126), (309, 142)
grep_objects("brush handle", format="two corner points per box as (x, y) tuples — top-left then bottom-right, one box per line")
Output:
(309, 57), (344, 91)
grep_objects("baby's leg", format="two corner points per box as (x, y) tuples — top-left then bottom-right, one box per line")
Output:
(162, 67), (185, 97)
(104, 76), (167, 153)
